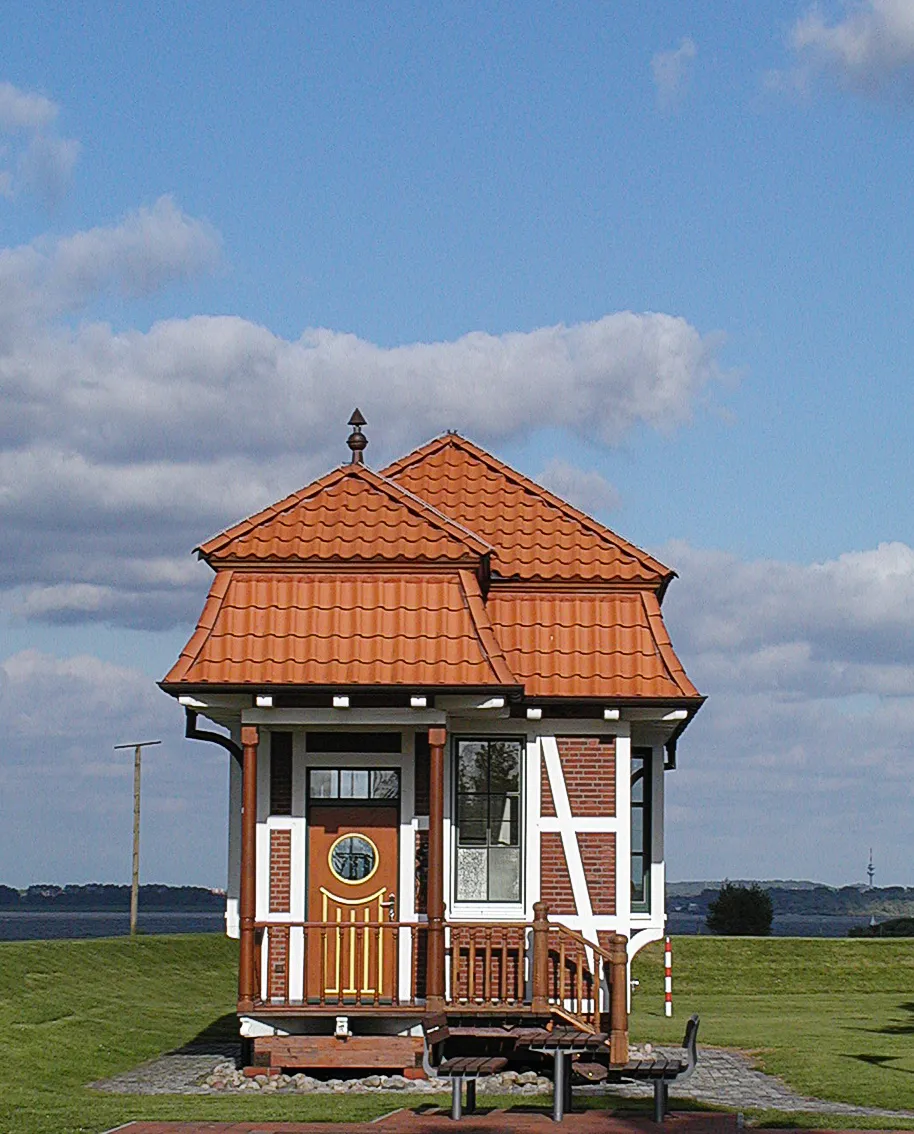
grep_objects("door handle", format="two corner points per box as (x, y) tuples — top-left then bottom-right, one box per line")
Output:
(380, 892), (397, 919)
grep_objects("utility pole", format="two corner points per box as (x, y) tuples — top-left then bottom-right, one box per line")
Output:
(114, 740), (161, 936)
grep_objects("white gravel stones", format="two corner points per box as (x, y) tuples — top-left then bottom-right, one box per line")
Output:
(198, 1063), (551, 1095)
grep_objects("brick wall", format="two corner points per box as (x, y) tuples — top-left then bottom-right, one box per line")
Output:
(540, 832), (576, 914)
(540, 757), (556, 816)
(268, 829), (291, 998)
(578, 832), (616, 914)
(557, 737), (615, 817)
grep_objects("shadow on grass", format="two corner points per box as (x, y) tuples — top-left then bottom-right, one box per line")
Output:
(871, 1001), (914, 1036)
(844, 1052), (914, 1075)
(171, 1012), (240, 1053)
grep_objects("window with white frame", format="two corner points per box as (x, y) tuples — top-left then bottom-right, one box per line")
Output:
(631, 747), (652, 911)
(454, 738), (523, 902)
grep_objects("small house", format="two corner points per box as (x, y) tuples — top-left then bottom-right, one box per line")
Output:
(161, 414), (702, 1076)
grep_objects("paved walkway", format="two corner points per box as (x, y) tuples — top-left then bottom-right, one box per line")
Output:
(92, 1043), (914, 1123)
(105, 1114), (739, 1133)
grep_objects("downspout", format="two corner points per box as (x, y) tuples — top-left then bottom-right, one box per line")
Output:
(184, 707), (242, 765)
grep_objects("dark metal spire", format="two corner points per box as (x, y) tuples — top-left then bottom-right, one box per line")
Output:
(347, 408), (367, 464)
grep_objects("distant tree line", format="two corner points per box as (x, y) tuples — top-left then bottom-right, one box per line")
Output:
(0, 884), (225, 910)
(848, 916), (914, 938)
(671, 885), (914, 918)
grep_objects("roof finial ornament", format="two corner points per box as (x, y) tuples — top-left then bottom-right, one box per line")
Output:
(347, 408), (367, 464)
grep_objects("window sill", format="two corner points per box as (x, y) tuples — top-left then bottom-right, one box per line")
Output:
(449, 902), (526, 921)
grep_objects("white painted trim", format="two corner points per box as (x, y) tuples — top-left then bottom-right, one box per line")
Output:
(651, 743), (665, 924)
(615, 733), (632, 939)
(398, 730), (417, 1001)
(541, 736), (597, 946)
(525, 737), (541, 920)
(242, 708), (446, 726)
(537, 816), (619, 833)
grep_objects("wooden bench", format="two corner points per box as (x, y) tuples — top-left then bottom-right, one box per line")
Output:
(422, 1015), (512, 1118)
(614, 1013), (700, 1123)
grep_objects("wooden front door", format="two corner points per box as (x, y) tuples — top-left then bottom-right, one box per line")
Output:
(306, 806), (398, 1004)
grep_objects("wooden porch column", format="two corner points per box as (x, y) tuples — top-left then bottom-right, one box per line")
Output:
(608, 932), (629, 1065)
(531, 900), (550, 1013)
(426, 726), (447, 1011)
(238, 724), (259, 1012)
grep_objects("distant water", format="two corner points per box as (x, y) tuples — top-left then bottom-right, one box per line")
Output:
(0, 910), (225, 941)
(666, 912), (875, 937)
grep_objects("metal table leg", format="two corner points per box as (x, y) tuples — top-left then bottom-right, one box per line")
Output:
(465, 1079), (476, 1113)
(451, 1075), (463, 1120)
(552, 1050), (565, 1122)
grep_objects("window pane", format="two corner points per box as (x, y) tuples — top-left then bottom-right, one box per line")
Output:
(632, 808), (644, 853)
(457, 795), (487, 845)
(456, 848), (487, 900)
(331, 835), (376, 881)
(457, 741), (488, 793)
(489, 741), (520, 792)
(370, 769), (399, 799)
(489, 794), (519, 846)
(340, 769), (369, 798)
(631, 772), (644, 804)
(309, 769), (337, 798)
(488, 847), (520, 901)
(631, 858), (645, 902)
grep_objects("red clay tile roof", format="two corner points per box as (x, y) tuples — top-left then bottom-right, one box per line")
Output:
(198, 463), (492, 565)
(383, 434), (672, 587)
(164, 433), (699, 701)
(487, 589), (700, 700)
(162, 569), (518, 688)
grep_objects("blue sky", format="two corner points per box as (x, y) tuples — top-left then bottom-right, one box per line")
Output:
(2, 1), (913, 889)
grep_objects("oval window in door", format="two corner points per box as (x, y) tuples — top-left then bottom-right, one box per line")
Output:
(328, 833), (379, 884)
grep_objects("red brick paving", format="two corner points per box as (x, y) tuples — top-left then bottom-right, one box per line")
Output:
(108, 1109), (844, 1134)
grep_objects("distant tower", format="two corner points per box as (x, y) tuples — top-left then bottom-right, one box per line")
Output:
(867, 848), (874, 889)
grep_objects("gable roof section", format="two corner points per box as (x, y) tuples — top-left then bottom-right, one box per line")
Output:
(197, 462), (492, 566)
(383, 434), (672, 587)
(486, 589), (700, 700)
(161, 568), (518, 689)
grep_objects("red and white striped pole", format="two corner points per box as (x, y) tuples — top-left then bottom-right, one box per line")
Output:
(664, 936), (673, 1017)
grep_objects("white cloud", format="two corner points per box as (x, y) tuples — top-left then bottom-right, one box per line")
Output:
(0, 649), (229, 885)
(538, 458), (621, 516)
(659, 539), (914, 883)
(0, 82), (58, 130)
(0, 203), (725, 627)
(651, 38), (697, 109)
(779, 0), (914, 97)
(0, 80), (79, 204)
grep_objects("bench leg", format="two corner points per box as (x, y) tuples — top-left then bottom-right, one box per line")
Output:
(465, 1079), (476, 1114)
(451, 1076), (462, 1121)
(653, 1080), (669, 1123)
(552, 1050), (565, 1123)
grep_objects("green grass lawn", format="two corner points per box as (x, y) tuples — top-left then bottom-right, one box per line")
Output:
(631, 936), (914, 1123)
(1, 933), (913, 1132)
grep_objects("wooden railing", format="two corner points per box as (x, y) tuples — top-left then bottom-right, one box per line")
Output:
(446, 921), (527, 1006)
(256, 920), (426, 1008)
(252, 904), (628, 1062)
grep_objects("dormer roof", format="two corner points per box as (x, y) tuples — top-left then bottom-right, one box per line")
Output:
(197, 462), (492, 567)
